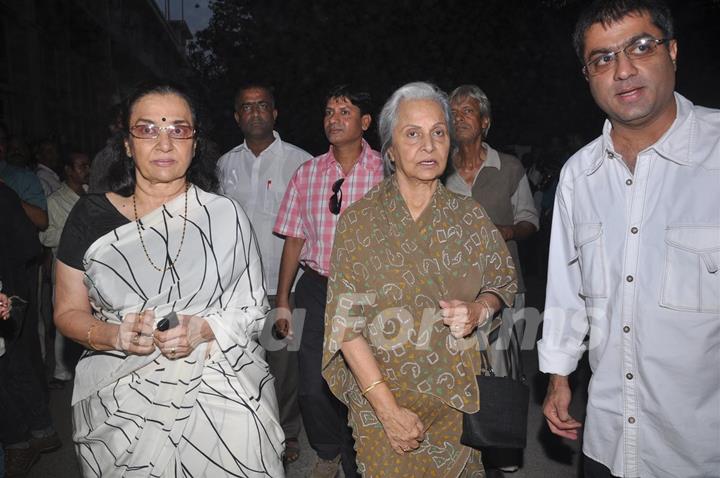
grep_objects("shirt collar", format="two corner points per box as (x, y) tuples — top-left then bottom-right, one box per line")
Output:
(36, 163), (59, 177)
(321, 138), (374, 173)
(483, 143), (501, 170)
(590, 92), (695, 175)
(59, 182), (81, 199)
(235, 130), (282, 156)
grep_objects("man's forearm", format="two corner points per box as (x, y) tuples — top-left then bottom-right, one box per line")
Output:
(275, 236), (305, 306)
(498, 221), (536, 241)
(549, 373), (570, 386)
(512, 221), (537, 240)
(22, 201), (48, 230)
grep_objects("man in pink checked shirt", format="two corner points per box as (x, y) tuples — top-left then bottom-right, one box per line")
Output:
(274, 85), (383, 478)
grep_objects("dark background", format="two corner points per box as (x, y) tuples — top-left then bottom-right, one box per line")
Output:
(1, 0), (718, 161)
(189, 0), (720, 157)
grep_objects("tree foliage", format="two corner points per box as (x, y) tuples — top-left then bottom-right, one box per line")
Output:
(189, 0), (718, 155)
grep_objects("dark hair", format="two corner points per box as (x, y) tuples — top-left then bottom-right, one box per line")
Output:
(234, 82), (276, 111)
(61, 149), (86, 170)
(58, 149), (87, 181)
(324, 84), (373, 116)
(573, 0), (674, 61)
(108, 80), (218, 196)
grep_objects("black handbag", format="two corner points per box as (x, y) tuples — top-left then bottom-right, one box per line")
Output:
(460, 318), (530, 449)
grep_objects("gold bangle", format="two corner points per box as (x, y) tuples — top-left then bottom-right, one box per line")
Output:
(87, 323), (101, 351)
(361, 378), (386, 396)
(475, 299), (492, 327)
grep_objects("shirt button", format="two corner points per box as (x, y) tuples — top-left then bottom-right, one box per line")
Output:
(626, 373), (634, 380)
(631, 227), (638, 234)
(626, 179), (633, 186)
(623, 326), (631, 333)
(628, 417), (636, 424)
(626, 275), (634, 282)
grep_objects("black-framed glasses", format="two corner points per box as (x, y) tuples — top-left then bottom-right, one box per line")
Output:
(583, 36), (671, 77)
(329, 177), (345, 215)
(129, 124), (196, 140)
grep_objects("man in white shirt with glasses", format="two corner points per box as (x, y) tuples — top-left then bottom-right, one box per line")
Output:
(217, 83), (311, 466)
(538, 1), (720, 477)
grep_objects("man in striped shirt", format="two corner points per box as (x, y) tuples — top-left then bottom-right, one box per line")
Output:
(274, 85), (383, 478)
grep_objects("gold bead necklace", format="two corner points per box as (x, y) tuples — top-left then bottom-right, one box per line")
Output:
(133, 182), (190, 272)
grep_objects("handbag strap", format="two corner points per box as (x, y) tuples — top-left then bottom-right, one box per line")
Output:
(477, 310), (526, 380)
(506, 319), (526, 381)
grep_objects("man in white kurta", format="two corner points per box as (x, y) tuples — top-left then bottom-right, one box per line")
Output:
(216, 84), (310, 463)
(40, 152), (90, 383)
(538, 2), (720, 477)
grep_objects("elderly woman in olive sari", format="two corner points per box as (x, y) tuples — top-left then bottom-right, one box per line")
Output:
(322, 81), (517, 477)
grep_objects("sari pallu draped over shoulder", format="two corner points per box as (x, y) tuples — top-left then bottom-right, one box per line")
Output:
(322, 178), (517, 477)
(72, 186), (284, 477)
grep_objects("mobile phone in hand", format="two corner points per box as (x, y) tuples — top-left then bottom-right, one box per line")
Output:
(157, 312), (179, 331)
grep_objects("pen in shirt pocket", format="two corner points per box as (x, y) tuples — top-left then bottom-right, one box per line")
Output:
(267, 179), (272, 190)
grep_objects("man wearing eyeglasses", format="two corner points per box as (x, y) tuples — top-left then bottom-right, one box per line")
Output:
(274, 85), (383, 478)
(216, 83), (312, 466)
(538, 1), (720, 477)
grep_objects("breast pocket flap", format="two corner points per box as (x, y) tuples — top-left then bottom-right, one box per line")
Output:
(661, 226), (720, 312)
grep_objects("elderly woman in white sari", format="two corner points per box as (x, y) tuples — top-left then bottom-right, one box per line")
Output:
(54, 81), (284, 477)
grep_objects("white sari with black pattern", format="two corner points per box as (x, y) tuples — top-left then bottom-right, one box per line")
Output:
(71, 186), (284, 477)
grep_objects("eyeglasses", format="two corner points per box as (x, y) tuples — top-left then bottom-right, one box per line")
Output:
(329, 178), (344, 215)
(129, 124), (196, 140)
(583, 36), (671, 77)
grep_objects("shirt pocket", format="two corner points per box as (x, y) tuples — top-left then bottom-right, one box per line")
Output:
(574, 222), (607, 298)
(262, 180), (286, 215)
(660, 225), (720, 313)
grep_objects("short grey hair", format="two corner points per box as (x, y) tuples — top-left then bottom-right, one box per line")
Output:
(449, 84), (492, 137)
(378, 81), (453, 176)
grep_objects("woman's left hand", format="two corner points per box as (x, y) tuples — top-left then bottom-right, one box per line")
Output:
(153, 314), (213, 360)
(439, 299), (490, 339)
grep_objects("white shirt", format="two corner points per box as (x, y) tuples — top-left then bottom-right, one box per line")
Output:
(39, 183), (82, 255)
(446, 143), (539, 228)
(217, 131), (311, 295)
(538, 93), (720, 477)
(35, 163), (61, 197)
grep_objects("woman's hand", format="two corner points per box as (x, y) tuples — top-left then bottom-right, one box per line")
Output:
(115, 310), (156, 355)
(376, 405), (426, 455)
(0, 293), (11, 320)
(153, 314), (213, 360)
(439, 299), (491, 339)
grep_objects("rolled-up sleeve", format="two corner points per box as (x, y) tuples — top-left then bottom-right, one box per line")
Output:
(537, 169), (588, 375)
(511, 174), (540, 229)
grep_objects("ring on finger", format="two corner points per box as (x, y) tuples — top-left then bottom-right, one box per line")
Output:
(170, 347), (176, 359)
(132, 333), (140, 345)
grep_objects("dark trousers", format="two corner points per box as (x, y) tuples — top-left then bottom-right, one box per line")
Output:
(0, 297), (52, 444)
(295, 271), (358, 477)
(583, 454), (617, 478)
(265, 295), (301, 441)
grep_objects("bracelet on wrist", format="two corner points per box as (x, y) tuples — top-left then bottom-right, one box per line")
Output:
(475, 298), (492, 327)
(362, 378), (386, 397)
(87, 323), (101, 351)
